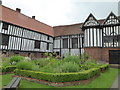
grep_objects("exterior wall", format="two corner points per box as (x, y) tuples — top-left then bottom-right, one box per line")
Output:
(101, 48), (120, 62)
(0, 21), (54, 59)
(1, 51), (47, 60)
(84, 48), (102, 61)
(84, 47), (120, 62)
(53, 34), (84, 56)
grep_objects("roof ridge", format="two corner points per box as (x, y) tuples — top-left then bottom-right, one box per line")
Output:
(1, 5), (52, 28)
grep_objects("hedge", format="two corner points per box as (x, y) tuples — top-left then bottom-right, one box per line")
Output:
(0, 66), (16, 72)
(15, 68), (100, 82)
(99, 64), (109, 71)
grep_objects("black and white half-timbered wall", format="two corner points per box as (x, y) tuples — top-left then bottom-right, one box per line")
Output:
(0, 21), (53, 59)
(82, 12), (120, 64)
(53, 34), (84, 56)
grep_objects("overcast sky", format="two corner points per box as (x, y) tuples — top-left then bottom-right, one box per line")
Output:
(2, 0), (120, 26)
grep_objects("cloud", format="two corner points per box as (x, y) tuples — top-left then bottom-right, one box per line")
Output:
(2, 0), (119, 26)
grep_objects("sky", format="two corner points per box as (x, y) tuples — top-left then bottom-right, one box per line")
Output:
(1, 0), (120, 26)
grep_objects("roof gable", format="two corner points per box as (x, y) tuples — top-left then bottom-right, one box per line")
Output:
(82, 13), (100, 27)
(103, 12), (120, 25)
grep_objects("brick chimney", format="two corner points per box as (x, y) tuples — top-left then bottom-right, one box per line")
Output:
(16, 8), (21, 13)
(32, 16), (35, 19)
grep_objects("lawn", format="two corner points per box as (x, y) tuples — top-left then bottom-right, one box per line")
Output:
(0, 68), (119, 89)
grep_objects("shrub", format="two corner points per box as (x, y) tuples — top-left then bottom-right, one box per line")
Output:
(2, 57), (10, 67)
(60, 62), (80, 73)
(63, 54), (80, 64)
(40, 65), (55, 73)
(16, 61), (33, 70)
(39, 60), (63, 73)
(34, 58), (50, 68)
(79, 59), (98, 70)
(80, 53), (90, 64)
(14, 68), (100, 82)
(32, 65), (40, 71)
(10, 56), (24, 64)
(0, 66), (16, 72)
(24, 57), (31, 61)
(99, 64), (109, 71)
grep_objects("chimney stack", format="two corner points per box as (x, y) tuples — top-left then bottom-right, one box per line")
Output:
(32, 16), (35, 19)
(16, 8), (21, 13)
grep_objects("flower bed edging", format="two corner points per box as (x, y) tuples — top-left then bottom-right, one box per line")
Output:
(14, 68), (100, 83)
(12, 74), (100, 87)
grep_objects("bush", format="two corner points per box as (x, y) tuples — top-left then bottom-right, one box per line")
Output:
(10, 56), (24, 64)
(79, 60), (98, 70)
(39, 60), (63, 73)
(63, 54), (80, 64)
(14, 68), (100, 82)
(1, 57), (10, 67)
(61, 62), (80, 73)
(16, 61), (33, 70)
(34, 58), (50, 68)
(99, 64), (109, 71)
(0, 66), (16, 72)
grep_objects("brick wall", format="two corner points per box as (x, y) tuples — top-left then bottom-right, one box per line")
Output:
(84, 47), (120, 62)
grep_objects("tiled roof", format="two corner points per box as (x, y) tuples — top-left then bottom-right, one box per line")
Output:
(53, 19), (105, 36)
(0, 5), (54, 36)
(53, 23), (84, 36)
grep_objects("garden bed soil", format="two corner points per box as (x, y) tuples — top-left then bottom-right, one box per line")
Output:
(12, 74), (100, 87)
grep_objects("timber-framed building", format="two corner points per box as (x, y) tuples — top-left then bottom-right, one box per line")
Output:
(0, 5), (120, 64)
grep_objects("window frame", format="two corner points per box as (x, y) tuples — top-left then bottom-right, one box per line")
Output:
(34, 40), (40, 49)
(72, 38), (78, 49)
(63, 38), (68, 49)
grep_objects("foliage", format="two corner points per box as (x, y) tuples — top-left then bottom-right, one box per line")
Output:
(80, 53), (90, 64)
(63, 54), (80, 64)
(31, 65), (40, 71)
(24, 57), (31, 61)
(60, 62), (80, 73)
(79, 59), (98, 70)
(10, 56), (24, 65)
(0, 66), (16, 72)
(99, 64), (109, 71)
(1, 57), (10, 67)
(39, 60), (62, 73)
(15, 68), (100, 82)
(33, 58), (50, 68)
(1, 68), (118, 88)
(45, 52), (53, 60)
(16, 61), (33, 70)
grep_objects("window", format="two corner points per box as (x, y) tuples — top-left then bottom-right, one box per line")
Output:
(118, 35), (120, 42)
(72, 38), (78, 48)
(47, 36), (49, 40)
(2, 34), (9, 45)
(82, 37), (84, 48)
(2, 23), (8, 30)
(103, 36), (113, 43)
(47, 43), (49, 50)
(34, 40), (40, 49)
(63, 38), (68, 48)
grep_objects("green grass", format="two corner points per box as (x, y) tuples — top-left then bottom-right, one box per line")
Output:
(0, 68), (119, 89)
(0, 73), (14, 89)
